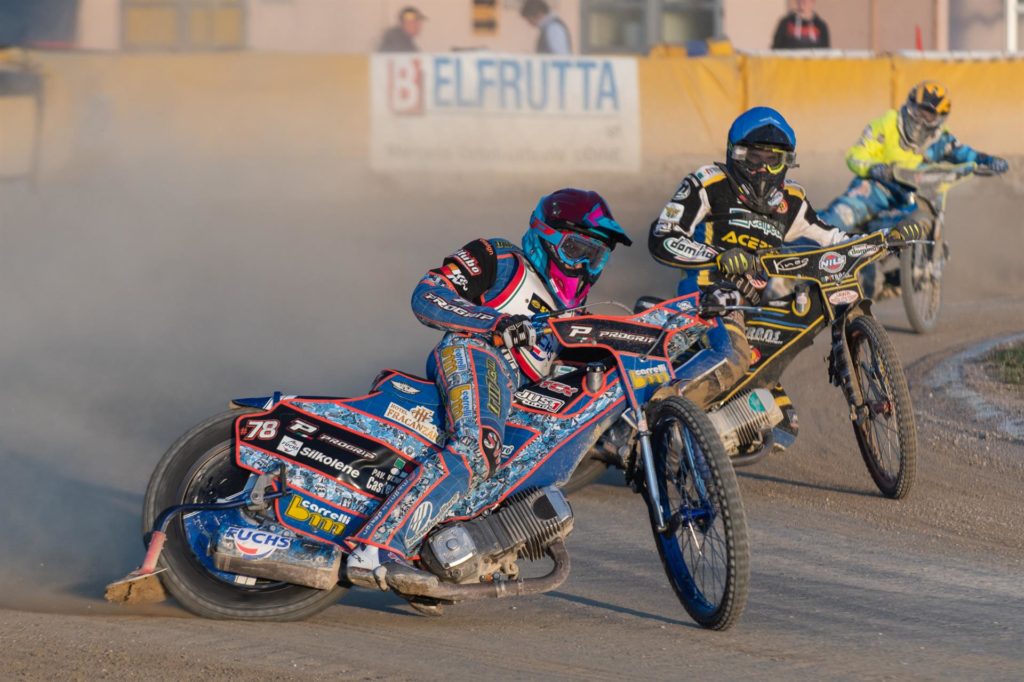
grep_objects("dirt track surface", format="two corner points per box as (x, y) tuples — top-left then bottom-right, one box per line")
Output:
(2, 155), (1023, 680)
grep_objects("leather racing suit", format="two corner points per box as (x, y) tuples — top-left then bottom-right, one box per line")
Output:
(650, 163), (846, 408)
(819, 109), (988, 230)
(352, 238), (565, 559)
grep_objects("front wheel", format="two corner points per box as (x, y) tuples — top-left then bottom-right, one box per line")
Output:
(143, 409), (348, 620)
(644, 397), (749, 630)
(900, 240), (943, 333)
(847, 316), (918, 499)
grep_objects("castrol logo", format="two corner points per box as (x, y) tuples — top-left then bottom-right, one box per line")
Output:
(819, 252), (847, 274)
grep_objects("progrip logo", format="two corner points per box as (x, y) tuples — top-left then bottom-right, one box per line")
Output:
(388, 57), (425, 115)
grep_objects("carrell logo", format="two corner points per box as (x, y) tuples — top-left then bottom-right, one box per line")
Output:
(387, 55), (622, 116)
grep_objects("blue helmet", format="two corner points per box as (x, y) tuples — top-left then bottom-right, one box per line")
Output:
(726, 107), (798, 214)
(522, 188), (631, 308)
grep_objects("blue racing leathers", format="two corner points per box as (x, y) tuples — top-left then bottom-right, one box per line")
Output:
(819, 108), (985, 230)
(353, 238), (564, 558)
(650, 164), (846, 408)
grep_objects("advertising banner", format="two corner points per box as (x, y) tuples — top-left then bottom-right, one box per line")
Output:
(370, 53), (640, 173)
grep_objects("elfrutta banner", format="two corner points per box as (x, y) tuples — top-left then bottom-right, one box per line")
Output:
(371, 53), (640, 173)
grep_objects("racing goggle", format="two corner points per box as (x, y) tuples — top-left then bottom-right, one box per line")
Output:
(730, 144), (798, 174)
(553, 231), (610, 275)
(908, 104), (944, 127)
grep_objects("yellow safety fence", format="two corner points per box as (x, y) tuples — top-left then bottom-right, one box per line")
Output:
(1, 50), (1022, 179)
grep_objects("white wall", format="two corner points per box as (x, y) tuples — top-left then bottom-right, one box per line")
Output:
(246, 0), (581, 54)
(76, 0), (120, 50)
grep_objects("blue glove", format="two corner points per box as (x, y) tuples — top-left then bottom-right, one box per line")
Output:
(868, 164), (894, 183)
(977, 154), (1009, 174)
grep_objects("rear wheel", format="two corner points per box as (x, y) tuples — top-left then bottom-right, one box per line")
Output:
(644, 397), (749, 630)
(847, 316), (918, 499)
(562, 454), (609, 494)
(900, 240), (943, 333)
(143, 410), (348, 620)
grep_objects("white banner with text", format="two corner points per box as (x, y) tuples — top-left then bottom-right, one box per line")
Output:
(370, 53), (640, 173)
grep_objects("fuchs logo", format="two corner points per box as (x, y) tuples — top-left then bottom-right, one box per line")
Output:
(828, 289), (859, 306)
(278, 436), (302, 456)
(819, 252), (846, 274)
(223, 526), (291, 559)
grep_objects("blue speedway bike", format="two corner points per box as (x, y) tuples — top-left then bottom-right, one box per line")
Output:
(108, 294), (751, 630)
(852, 162), (995, 333)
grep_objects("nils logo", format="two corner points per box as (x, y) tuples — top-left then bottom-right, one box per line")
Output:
(819, 252), (847, 274)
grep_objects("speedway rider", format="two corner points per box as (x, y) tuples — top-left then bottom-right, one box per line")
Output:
(819, 80), (1008, 232)
(648, 106), (921, 408)
(347, 189), (631, 586)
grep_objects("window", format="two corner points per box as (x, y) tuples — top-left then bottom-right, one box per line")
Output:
(581, 0), (722, 54)
(122, 0), (245, 50)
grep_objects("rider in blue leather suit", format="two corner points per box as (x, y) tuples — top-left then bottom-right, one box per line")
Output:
(347, 189), (631, 586)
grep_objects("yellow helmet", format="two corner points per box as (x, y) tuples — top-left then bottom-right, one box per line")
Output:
(900, 81), (950, 146)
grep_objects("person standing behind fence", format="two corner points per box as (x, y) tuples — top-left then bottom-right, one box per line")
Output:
(378, 6), (426, 53)
(772, 0), (830, 49)
(521, 0), (572, 55)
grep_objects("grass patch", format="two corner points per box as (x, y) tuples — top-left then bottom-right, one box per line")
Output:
(989, 344), (1024, 385)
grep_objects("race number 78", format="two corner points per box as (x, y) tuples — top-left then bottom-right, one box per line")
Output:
(243, 419), (279, 440)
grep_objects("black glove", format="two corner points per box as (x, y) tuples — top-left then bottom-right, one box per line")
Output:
(716, 248), (756, 276)
(977, 154), (1009, 174)
(890, 220), (923, 242)
(494, 314), (536, 349)
(700, 286), (742, 317)
(868, 163), (894, 183)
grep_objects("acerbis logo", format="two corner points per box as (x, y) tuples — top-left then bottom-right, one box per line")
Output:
(223, 526), (291, 559)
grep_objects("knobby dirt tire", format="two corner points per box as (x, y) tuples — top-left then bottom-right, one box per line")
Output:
(847, 316), (918, 499)
(900, 242), (942, 334)
(644, 397), (749, 630)
(143, 409), (348, 620)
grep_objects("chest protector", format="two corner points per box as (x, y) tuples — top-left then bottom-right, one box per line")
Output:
(706, 206), (787, 254)
(481, 256), (561, 382)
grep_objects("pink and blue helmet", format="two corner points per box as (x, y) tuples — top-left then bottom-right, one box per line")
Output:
(522, 189), (632, 308)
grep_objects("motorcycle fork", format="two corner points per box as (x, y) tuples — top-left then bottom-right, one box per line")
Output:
(827, 318), (864, 425)
(634, 408), (669, 532)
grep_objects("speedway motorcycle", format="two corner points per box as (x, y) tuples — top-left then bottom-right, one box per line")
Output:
(107, 294), (750, 630)
(855, 162), (995, 334)
(576, 232), (918, 500)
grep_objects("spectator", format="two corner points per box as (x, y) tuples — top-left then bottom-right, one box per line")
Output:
(772, 0), (830, 49)
(521, 0), (572, 55)
(378, 6), (426, 53)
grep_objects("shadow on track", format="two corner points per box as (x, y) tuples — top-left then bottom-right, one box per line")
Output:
(737, 470), (881, 499)
(544, 591), (697, 628)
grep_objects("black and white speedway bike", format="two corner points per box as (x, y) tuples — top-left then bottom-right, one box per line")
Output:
(573, 231), (918, 501)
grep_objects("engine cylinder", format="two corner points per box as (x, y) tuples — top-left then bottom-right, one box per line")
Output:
(420, 486), (574, 584)
(707, 388), (784, 454)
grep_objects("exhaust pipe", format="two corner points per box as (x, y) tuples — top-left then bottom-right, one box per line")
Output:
(383, 540), (571, 602)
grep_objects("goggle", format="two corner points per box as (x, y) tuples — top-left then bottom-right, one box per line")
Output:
(554, 231), (610, 275)
(730, 144), (798, 174)
(909, 104), (943, 126)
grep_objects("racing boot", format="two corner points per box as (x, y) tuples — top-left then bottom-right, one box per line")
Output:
(345, 544), (412, 591)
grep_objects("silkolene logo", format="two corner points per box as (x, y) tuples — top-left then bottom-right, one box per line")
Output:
(386, 55), (624, 116)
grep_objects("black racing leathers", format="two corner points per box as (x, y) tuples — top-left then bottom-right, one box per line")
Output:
(648, 163), (846, 408)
